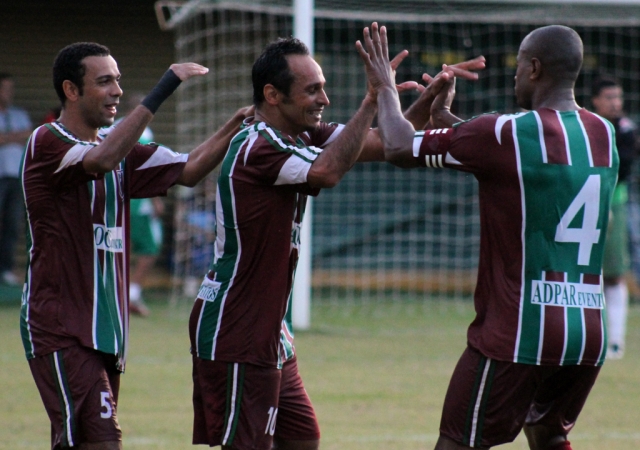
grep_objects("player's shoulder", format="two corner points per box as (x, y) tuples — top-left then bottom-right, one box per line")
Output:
(301, 121), (342, 148)
(33, 122), (84, 147)
(453, 111), (504, 129)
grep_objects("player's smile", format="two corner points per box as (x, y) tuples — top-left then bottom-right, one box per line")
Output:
(278, 54), (329, 136)
(105, 102), (118, 117)
(309, 108), (323, 121)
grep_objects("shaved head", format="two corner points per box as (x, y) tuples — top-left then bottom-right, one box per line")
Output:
(520, 25), (583, 85)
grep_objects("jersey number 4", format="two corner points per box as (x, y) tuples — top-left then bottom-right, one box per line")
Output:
(554, 174), (601, 266)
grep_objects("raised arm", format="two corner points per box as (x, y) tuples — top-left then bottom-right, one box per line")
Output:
(356, 22), (455, 168)
(307, 95), (378, 188)
(177, 106), (254, 187)
(429, 74), (462, 129)
(403, 55), (485, 130)
(357, 53), (484, 162)
(83, 63), (208, 173)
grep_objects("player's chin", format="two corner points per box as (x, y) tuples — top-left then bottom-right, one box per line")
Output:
(100, 116), (116, 128)
(305, 117), (322, 131)
(303, 123), (320, 133)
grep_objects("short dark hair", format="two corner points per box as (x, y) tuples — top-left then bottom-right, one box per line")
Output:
(0, 73), (13, 84)
(524, 25), (583, 86)
(53, 42), (111, 105)
(252, 37), (310, 106)
(591, 76), (620, 98)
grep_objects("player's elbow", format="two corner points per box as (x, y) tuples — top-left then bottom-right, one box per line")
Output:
(384, 145), (415, 168)
(307, 167), (344, 189)
(176, 171), (200, 187)
(83, 157), (120, 174)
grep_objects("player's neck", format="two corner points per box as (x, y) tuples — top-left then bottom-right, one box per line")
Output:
(254, 109), (301, 141)
(57, 109), (99, 142)
(533, 87), (580, 112)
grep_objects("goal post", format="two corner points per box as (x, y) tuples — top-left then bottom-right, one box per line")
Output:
(291, 0), (314, 330)
(157, 0), (640, 315)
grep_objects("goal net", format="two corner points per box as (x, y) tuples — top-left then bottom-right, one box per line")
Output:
(157, 0), (640, 303)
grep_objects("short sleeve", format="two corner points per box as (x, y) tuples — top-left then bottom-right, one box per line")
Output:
(127, 143), (187, 198)
(26, 125), (101, 189)
(413, 113), (504, 174)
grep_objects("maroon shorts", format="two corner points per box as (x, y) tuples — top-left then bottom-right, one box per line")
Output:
(274, 357), (320, 442)
(439, 345), (600, 448)
(192, 356), (319, 450)
(28, 346), (122, 449)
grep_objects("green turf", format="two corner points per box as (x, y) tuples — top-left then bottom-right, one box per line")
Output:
(1, 294), (639, 449)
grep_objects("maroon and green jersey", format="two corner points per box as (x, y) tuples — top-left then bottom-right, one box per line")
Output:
(20, 122), (187, 371)
(191, 119), (343, 368)
(413, 109), (618, 366)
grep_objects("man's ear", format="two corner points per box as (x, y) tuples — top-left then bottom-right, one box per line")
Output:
(62, 80), (80, 103)
(263, 84), (280, 106)
(530, 57), (542, 80)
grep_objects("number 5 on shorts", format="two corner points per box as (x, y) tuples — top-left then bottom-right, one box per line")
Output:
(554, 174), (601, 266)
(100, 391), (113, 419)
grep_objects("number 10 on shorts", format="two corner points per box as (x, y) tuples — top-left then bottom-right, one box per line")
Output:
(265, 406), (278, 435)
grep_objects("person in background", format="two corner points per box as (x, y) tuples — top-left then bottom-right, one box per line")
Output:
(118, 92), (163, 317)
(358, 22), (617, 450)
(0, 72), (32, 286)
(591, 76), (638, 359)
(41, 105), (62, 124)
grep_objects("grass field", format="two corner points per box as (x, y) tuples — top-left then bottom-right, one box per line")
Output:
(1, 293), (639, 449)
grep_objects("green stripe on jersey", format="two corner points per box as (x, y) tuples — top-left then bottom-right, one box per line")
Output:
(46, 122), (94, 146)
(20, 294), (34, 358)
(93, 174), (122, 355)
(514, 111), (617, 364)
(104, 173), (122, 353)
(259, 126), (320, 163)
(195, 129), (246, 358)
(20, 152), (35, 358)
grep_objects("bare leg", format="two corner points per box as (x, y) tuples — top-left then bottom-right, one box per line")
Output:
(523, 424), (569, 450)
(131, 255), (157, 287)
(434, 435), (479, 450)
(129, 255), (156, 316)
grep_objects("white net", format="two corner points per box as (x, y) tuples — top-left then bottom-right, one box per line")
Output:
(162, 0), (640, 303)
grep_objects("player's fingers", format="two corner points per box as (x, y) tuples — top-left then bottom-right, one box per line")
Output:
(170, 62), (209, 80)
(380, 25), (389, 61)
(448, 66), (481, 81)
(390, 50), (409, 71)
(451, 55), (486, 71)
(355, 40), (371, 64)
(428, 71), (452, 94)
(396, 81), (421, 93)
(362, 26), (375, 55)
(422, 73), (434, 84)
(370, 22), (381, 57)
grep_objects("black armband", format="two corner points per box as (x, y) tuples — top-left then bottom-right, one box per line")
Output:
(141, 69), (182, 114)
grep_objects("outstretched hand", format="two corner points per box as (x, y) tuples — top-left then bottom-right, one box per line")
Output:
(356, 22), (398, 100)
(406, 56), (483, 124)
(169, 62), (209, 81)
(424, 56), (485, 85)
